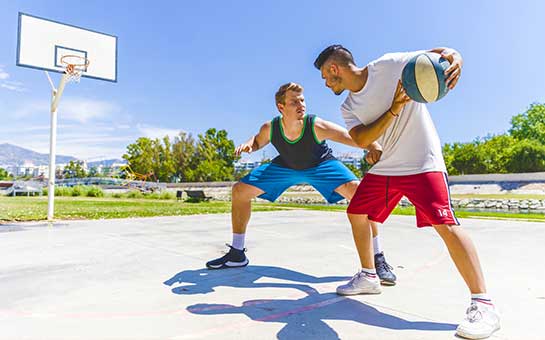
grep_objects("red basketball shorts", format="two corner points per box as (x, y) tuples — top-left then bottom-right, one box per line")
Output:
(347, 171), (460, 227)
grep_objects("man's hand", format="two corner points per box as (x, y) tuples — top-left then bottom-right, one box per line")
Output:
(391, 80), (411, 116)
(441, 49), (463, 89)
(234, 142), (253, 156)
(365, 142), (383, 165)
(365, 149), (382, 165)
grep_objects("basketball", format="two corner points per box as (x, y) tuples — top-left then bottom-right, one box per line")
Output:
(401, 52), (450, 103)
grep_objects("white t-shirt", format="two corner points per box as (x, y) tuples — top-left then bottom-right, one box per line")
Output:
(342, 51), (447, 176)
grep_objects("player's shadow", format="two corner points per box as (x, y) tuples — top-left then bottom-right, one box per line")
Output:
(187, 293), (457, 339)
(165, 266), (456, 339)
(163, 265), (350, 295)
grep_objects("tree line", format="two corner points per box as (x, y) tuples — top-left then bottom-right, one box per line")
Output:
(442, 103), (545, 175)
(0, 103), (543, 181)
(122, 128), (236, 182)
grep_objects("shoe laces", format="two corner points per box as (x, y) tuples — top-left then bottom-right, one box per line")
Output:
(347, 271), (364, 285)
(465, 303), (483, 323)
(376, 258), (393, 272)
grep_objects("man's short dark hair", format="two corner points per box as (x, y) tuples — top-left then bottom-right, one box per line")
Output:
(313, 44), (355, 70)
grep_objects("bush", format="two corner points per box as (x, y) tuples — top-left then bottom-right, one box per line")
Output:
(86, 186), (104, 197)
(159, 191), (174, 200)
(144, 192), (161, 199)
(54, 186), (72, 196)
(126, 190), (144, 199)
(71, 185), (85, 197)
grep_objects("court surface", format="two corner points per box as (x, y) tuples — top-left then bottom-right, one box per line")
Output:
(1, 211), (543, 339)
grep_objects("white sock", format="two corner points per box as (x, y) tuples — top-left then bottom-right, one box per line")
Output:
(360, 267), (377, 279)
(471, 293), (494, 308)
(232, 233), (245, 250)
(373, 236), (381, 255)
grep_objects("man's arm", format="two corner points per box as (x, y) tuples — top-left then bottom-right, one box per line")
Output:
(234, 122), (271, 156)
(314, 117), (383, 152)
(349, 80), (410, 149)
(428, 47), (463, 89)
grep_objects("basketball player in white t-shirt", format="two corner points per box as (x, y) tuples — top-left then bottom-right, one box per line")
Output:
(314, 45), (500, 339)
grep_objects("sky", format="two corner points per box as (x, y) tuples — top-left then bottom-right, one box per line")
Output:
(0, 0), (544, 161)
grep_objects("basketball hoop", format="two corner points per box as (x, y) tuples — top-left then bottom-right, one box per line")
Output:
(60, 55), (90, 83)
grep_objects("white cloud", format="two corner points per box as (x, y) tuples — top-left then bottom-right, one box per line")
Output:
(0, 66), (9, 80)
(11, 98), (121, 123)
(3, 98), (134, 160)
(1, 82), (26, 92)
(61, 97), (121, 123)
(136, 124), (184, 139)
(12, 101), (49, 118)
(0, 66), (26, 91)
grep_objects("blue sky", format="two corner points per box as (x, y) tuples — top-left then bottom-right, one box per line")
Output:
(1, 0), (544, 161)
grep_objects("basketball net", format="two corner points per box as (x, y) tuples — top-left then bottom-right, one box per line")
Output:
(61, 55), (90, 83)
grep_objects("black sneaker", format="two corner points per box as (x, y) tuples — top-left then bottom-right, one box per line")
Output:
(206, 244), (249, 269)
(375, 252), (396, 286)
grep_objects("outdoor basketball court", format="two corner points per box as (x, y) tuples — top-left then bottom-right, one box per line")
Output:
(0, 210), (543, 339)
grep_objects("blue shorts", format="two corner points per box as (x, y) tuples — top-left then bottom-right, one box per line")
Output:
(240, 159), (358, 203)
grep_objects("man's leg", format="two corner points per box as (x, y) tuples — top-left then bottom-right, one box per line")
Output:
(347, 213), (375, 269)
(433, 224), (486, 293)
(335, 212), (381, 295)
(434, 224), (500, 339)
(231, 182), (264, 236)
(335, 180), (396, 285)
(206, 182), (263, 269)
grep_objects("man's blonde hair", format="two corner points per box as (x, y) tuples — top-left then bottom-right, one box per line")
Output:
(275, 82), (304, 105)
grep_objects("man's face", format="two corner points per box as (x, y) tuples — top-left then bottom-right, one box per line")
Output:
(320, 63), (345, 95)
(278, 90), (306, 119)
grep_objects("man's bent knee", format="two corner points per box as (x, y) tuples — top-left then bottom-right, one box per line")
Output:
(232, 182), (261, 201)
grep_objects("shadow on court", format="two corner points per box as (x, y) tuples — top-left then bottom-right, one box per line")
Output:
(163, 265), (350, 295)
(164, 266), (456, 339)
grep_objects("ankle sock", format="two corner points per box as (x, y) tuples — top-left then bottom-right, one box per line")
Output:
(232, 233), (245, 250)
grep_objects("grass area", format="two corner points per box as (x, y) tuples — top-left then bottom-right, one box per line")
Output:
(1, 196), (544, 223)
(274, 203), (545, 222)
(0, 196), (283, 222)
(452, 194), (545, 200)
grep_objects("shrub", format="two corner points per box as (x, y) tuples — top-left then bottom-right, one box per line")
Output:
(126, 190), (144, 199)
(86, 186), (104, 197)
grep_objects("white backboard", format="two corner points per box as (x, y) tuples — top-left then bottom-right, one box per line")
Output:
(17, 12), (118, 82)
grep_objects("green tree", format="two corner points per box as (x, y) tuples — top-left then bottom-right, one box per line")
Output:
(0, 167), (11, 180)
(63, 161), (86, 178)
(444, 141), (487, 175)
(510, 103), (545, 144)
(504, 139), (545, 173)
(344, 162), (362, 178)
(479, 134), (515, 174)
(123, 137), (155, 178)
(192, 128), (236, 182)
(172, 132), (196, 182)
(148, 136), (176, 182)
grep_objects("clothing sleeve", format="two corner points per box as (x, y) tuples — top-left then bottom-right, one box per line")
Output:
(371, 50), (427, 74)
(341, 104), (362, 132)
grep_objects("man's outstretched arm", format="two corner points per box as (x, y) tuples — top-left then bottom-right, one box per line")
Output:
(234, 122), (271, 156)
(314, 117), (383, 155)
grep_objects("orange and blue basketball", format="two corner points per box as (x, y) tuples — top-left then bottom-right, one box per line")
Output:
(402, 52), (450, 103)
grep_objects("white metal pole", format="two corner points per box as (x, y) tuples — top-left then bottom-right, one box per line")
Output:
(46, 71), (69, 221)
(47, 107), (58, 221)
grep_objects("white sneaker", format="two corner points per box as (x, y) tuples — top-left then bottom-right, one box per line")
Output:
(336, 270), (382, 295)
(456, 302), (500, 339)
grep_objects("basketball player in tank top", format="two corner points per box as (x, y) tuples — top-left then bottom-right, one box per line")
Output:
(206, 82), (397, 286)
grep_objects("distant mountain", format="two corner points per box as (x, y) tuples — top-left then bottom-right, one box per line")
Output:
(88, 159), (126, 168)
(0, 143), (77, 166)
